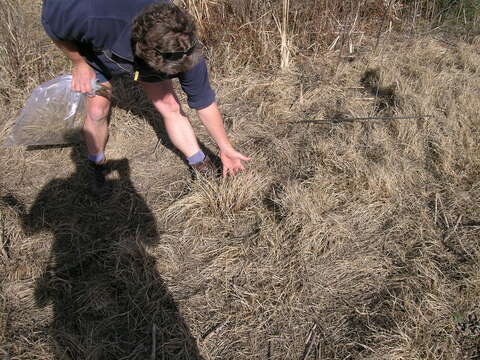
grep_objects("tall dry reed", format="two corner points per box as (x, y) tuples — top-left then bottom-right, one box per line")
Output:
(178, 0), (478, 70)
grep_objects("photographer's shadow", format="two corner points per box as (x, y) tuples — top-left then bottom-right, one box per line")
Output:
(15, 147), (202, 359)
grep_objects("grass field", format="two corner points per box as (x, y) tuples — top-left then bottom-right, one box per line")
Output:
(1, 0), (479, 359)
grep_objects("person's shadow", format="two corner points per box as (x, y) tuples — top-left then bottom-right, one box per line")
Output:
(3, 146), (203, 359)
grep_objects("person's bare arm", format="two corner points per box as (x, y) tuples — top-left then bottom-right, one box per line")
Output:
(196, 102), (251, 177)
(52, 40), (96, 93)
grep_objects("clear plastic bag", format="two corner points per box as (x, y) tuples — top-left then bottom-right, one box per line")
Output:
(4, 75), (98, 147)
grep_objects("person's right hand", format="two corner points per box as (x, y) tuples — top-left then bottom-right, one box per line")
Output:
(72, 61), (96, 94)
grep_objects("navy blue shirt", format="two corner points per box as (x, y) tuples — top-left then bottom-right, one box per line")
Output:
(41, 0), (215, 110)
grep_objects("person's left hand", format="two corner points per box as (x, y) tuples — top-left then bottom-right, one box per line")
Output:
(220, 149), (251, 177)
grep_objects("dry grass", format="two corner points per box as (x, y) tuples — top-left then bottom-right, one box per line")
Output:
(176, 0), (479, 71)
(1, 0), (480, 359)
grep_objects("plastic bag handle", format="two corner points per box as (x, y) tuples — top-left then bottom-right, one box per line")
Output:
(86, 78), (101, 97)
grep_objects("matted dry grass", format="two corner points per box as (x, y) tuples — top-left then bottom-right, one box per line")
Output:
(1, 1), (480, 360)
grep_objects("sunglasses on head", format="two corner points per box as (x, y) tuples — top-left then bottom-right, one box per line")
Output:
(155, 38), (197, 61)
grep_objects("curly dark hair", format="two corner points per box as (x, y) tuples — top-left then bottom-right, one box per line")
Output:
(132, 2), (201, 75)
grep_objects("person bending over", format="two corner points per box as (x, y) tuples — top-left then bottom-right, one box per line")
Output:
(41, 0), (250, 191)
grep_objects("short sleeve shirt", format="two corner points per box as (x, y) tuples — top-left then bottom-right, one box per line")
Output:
(41, 0), (215, 109)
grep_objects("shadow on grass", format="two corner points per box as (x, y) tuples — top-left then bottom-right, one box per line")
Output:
(8, 145), (203, 359)
(360, 68), (397, 114)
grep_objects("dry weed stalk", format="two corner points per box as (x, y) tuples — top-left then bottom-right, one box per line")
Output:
(278, 0), (290, 70)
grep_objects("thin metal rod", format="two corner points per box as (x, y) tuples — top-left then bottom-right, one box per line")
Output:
(289, 114), (433, 124)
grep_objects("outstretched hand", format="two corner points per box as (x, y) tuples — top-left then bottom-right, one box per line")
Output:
(219, 149), (251, 178)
